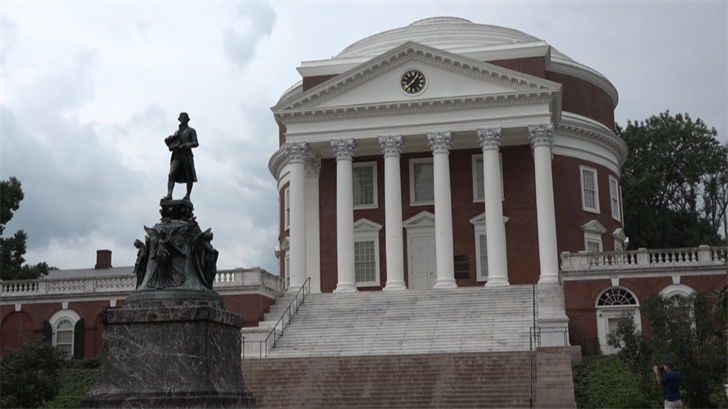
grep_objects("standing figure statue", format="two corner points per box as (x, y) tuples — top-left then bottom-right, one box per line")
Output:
(163, 112), (198, 201)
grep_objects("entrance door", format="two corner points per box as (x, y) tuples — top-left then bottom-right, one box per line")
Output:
(410, 235), (437, 289)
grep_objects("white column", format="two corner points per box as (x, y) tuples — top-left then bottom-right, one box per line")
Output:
(477, 128), (509, 287)
(331, 139), (358, 293)
(427, 132), (457, 289)
(283, 142), (308, 292)
(305, 157), (322, 293)
(529, 124), (559, 283)
(379, 135), (406, 291)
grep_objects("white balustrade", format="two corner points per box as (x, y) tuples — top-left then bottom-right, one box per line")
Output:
(561, 245), (728, 272)
(0, 268), (285, 301)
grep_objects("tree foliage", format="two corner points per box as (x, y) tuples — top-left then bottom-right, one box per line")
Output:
(572, 353), (648, 408)
(0, 336), (72, 409)
(618, 111), (728, 248)
(607, 293), (728, 408)
(0, 177), (57, 280)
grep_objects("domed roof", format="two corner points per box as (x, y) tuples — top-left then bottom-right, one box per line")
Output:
(335, 17), (573, 62)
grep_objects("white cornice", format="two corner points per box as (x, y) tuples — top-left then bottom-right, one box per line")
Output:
(556, 112), (628, 166)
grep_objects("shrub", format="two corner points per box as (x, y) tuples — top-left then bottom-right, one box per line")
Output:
(39, 360), (99, 409)
(573, 353), (649, 408)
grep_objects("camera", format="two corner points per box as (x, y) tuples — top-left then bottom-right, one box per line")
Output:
(654, 365), (665, 376)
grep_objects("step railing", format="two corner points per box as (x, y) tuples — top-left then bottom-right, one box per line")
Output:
(248, 277), (311, 359)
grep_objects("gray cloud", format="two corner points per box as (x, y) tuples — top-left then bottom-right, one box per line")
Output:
(222, 1), (277, 71)
(0, 16), (18, 66)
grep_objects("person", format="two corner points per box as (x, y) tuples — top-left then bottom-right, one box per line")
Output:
(162, 112), (198, 201)
(652, 361), (681, 409)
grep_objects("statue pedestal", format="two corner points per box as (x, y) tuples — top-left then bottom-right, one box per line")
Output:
(81, 301), (256, 408)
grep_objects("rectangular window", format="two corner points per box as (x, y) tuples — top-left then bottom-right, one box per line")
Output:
(353, 162), (377, 208)
(355, 241), (377, 284)
(410, 158), (434, 205)
(614, 240), (623, 253)
(477, 233), (488, 280)
(284, 188), (291, 230)
(580, 166), (600, 213)
(472, 154), (504, 202)
(587, 240), (602, 253)
(609, 176), (620, 221)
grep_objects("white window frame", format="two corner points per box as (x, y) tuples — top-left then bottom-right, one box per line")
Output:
(582, 220), (607, 261)
(353, 218), (382, 287)
(580, 165), (600, 214)
(471, 154), (504, 203)
(469, 213), (508, 282)
(352, 162), (378, 209)
(595, 287), (641, 355)
(284, 188), (291, 231)
(659, 284), (695, 299)
(49, 309), (80, 357)
(609, 175), (621, 221)
(409, 158), (435, 206)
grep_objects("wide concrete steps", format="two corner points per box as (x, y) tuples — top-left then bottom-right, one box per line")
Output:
(268, 285), (535, 358)
(243, 352), (533, 409)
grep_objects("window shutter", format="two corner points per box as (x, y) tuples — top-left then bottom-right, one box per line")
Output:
(43, 320), (52, 343)
(73, 319), (85, 360)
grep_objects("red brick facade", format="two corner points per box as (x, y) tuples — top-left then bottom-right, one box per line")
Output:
(0, 295), (274, 358)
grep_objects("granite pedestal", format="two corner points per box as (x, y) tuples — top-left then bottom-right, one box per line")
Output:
(81, 298), (256, 408)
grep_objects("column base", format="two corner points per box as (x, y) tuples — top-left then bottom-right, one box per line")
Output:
(383, 280), (407, 291)
(433, 278), (457, 289)
(484, 277), (510, 287)
(538, 274), (559, 284)
(333, 282), (358, 293)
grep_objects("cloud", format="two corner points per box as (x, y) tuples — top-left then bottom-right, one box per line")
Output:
(222, 1), (277, 71)
(0, 16), (18, 66)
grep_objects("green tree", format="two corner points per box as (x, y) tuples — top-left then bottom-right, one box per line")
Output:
(0, 336), (72, 408)
(618, 111), (728, 248)
(607, 293), (728, 408)
(0, 177), (57, 280)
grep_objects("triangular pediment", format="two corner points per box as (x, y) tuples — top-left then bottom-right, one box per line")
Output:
(353, 218), (383, 231)
(273, 41), (561, 120)
(581, 220), (608, 234)
(469, 213), (510, 226)
(403, 211), (436, 228)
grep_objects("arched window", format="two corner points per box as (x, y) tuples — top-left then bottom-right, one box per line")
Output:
(595, 287), (641, 355)
(597, 287), (637, 306)
(55, 319), (74, 356)
(45, 309), (83, 359)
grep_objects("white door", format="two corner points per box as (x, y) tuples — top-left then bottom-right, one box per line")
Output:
(410, 235), (437, 289)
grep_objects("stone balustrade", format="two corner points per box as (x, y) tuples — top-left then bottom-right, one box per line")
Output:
(561, 245), (727, 272)
(0, 267), (284, 302)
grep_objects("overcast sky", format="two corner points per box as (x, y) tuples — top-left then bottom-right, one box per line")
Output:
(1, 1), (726, 273)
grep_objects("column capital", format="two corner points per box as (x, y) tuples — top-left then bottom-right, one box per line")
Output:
(283, 142), (309, 164)
(330, 139), (356, 161)
(378, 135), (405, 158)
(528, 124), (555, 148)
(477, 128), (503, 151)
(427, 131), (453, 154)
(305, 157), (321, 177)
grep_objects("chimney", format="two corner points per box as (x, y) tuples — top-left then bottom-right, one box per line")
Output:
(95, 249), (112, 269)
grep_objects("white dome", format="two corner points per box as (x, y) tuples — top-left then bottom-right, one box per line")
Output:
(336, 17), (573, 62)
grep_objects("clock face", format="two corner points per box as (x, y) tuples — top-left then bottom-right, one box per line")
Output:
(401, 70), (426, 94)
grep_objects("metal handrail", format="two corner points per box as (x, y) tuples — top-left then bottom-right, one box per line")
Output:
(529, 327), (534, 409)
(259, 277), (311, 358)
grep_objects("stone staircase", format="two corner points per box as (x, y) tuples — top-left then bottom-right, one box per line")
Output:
(243, 352), (534, 409)
(266, 285), (536, 358)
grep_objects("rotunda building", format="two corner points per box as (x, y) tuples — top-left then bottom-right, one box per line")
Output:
(269, 17), (626, 295)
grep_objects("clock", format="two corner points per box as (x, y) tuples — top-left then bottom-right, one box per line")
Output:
(401, 70), (426, 94)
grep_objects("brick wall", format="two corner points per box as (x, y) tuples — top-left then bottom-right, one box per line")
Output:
(303, 74), (338, 92)
(223, 294), (276, 327)
(553, 155), (623, 254)
(546, 71), (615, 131)
(564, 274), (728, 346)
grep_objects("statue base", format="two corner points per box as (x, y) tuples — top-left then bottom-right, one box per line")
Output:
(81, 302), (256, 408)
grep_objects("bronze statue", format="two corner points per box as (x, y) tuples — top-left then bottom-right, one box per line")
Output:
(162, 112), (198, 201)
